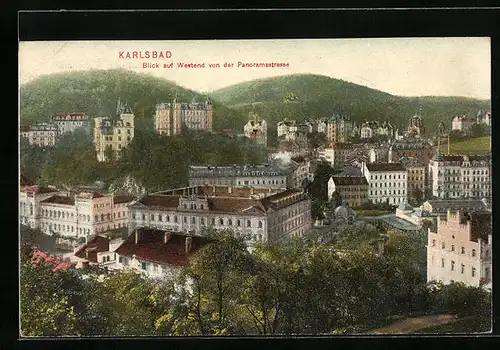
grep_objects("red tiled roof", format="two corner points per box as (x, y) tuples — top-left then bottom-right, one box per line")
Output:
(115, 230), (211, 267)
(74, 235), (111, 262)
(139, 195), (179, 209)
(41, 195), (75, 205)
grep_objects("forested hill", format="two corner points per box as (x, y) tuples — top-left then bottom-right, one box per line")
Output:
(211, 74), (491, 133)
(19, 69), (243, 131)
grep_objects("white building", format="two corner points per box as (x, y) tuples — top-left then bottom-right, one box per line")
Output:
(362, 162), (408, 205)
(127, 185), (312, 243)
(451, 115), (476, 132)
(429, 154), (491, 199)
(427, 210), (491, 288)
(317, 147), (335, 167)
(244, 119), (267, 147)
(50, 113), (92, 135)
(19, 185), (60, 228)
(37, 193), (134, 238)
(20, 123), (59, 147)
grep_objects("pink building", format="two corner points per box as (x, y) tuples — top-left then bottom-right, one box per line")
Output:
(427, 210), (491, 288)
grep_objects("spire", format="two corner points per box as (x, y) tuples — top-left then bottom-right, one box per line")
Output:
(116, 97), (122, 115)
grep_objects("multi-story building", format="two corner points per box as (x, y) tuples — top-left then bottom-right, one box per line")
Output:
(358, 121), (394, 140)
(368, 143), (391, 164)
(127, 185), (312, 243)
(398, 156), (426, 194)
(429, 154), (491, 199)
(316, 120), (327, 134)
(362, 162), (408, 205)
(94, 99), (135, 162)
(50, 113), (92, 135)
(422, 198), (490, 217)
(38, 192), (134, 238)
(72, 234), (125, 269)
(316, 143), (356, 168)
(427, 210), (491, 288)
(244, 119), (267, 147)
(154, 97), (213, 136)
(326, 114), (352, 144)
(277, 119), (310, 141)
(20, 123), (59, 147)
(19, 185), (60, 228)
(387, 138), (434, 166)
(327, 176), (369, 208)
(287, 156), (315, 190)
(188, 164), (288, 189)
(476, 111), (491, 127)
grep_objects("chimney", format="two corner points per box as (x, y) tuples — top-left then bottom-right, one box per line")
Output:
(228, 186), (232, 194)
(251, 187), (254, 195)
(135, 230), (139, 244)
(185, 236), (193, 254)
(164, 232), (170, 244)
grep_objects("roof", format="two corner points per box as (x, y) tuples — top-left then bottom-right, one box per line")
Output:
(31, 248), (76, 271)
(114, 230), (212, 267)
(425, 199), (487, 211)
(52, 113), (89, 120)
(333, 166), (363, 178)
(365, 163), (405, 172)
(189, 164), (287, 178)
(398, 156), (424, 168)
(330, 176), (368, 186)
(113, 195), (135, 204)
(132, 186), (308, 214)
(74, 235), (111, 262)
(41, 195), (75, 205)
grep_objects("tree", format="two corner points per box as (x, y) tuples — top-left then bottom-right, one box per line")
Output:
(104, 145), (115, 162)
(468, 123), (491, 138)
(306, 131), (327, 149)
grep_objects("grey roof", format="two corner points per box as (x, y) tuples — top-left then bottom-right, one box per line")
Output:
(334, 201), (357, 218)
(398, 201), (413, 211)
(424, 199), (487, 211)
(189, 164), (287, 178)
(333, 166), (363, 177)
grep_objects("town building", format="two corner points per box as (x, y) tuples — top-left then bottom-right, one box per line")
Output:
(361, 162), (408, 205)
(94, 99), (135, 162)
(277, 119), (310, 141)
(395, 202), (436, 227)
(316, 143), (356, 168)
(20, 123), (59, 147)
(387, 138), (435, 166)
(422, 198), (490, 217)
(359, 121), (394, 140)
(188, 164), (288, 189)
(72, 234), (125, 269)
(244, 119), (267, 147)
(405, 112), (425, 138)
(326, 113), (352, 144)
(327, 176), (369, 208)
(114, 230), (211, 280)
(37, 192), (134, 238)
(154, 96), (213, 136)
(287, 156), (315, 190)
(476, 110), (491, 127)
(451, 115), (477, 132)
(50, 113), (92, 135)
(19, 185), (60, 228)
(428, 154), (491, 199)
(127, 185), (312, 243)
(397, 156), (426, 194)
(427, 210), (491, 288)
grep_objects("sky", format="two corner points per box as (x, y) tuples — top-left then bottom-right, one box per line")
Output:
(19, 38), (491, 100)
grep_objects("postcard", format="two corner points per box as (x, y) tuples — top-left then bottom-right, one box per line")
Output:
(19, 38), (492, 337)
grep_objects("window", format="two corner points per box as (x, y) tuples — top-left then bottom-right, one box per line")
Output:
(485, 267), (490, 279)
(228, 219), (232, 226)
(237, 219), (241, 227)
(142, 214), (146, 220)
(219, 218), (224, 225)
(153, 264), (158, 272)
(211, 218), (215, 225)
(102, 257), (106, 263)
(119, 256), (123, 263)
(472, 249), (476, 257)
(451, 261), (455, 271)
(159, 215), (162, 222)
(183, 217), (187, 223)
(141, 262), (147, 270)
(174, 216), (178, 223)
(461, 247), (465, 254)
(461, 264), (465, 274)
(472, 267), (476, 277)
(441, 258), (445, 268)
(451, 245), (455, 252)
(106, 256), (110, 262)
(191, 217), (196, 224)
(258, 221), (263, 228)
(442, 242), (445, 249)
(247, 220), (251, 227)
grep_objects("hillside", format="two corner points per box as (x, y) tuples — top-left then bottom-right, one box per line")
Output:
(211, 74), (491, 140)
(439, 136), (491, 155)
(20, 69), (244, 131)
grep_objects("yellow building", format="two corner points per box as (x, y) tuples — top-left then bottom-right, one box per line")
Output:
(155, 97), (213, 136)
(398, 156), (426, 195)
(94, 99), (135, 162)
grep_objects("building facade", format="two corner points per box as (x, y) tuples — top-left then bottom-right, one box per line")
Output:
(94, 100), (135, 162)
(327, 176), (369, 208)
(50, 113), (92, 135)
(398, 156), (426, 194)
(427, 210), (491, 288)
(19, 186), (60, 228)
(429, 154), (491, 199)
(127, 185), (312, 243)
(20, 123), (59, 147)
(362, 162), (408, 205)
(406, 113), (425, 138)
(452, 115), (476, 132)
(38, 193), (134, 238)
(188, 164), (288, 189)
(154, 97), (213, 136)
(326, 114), (352, 144)
(422, 199), (490, 217)
(244, 119), (267, 147)
(387, 138), (435, 166)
